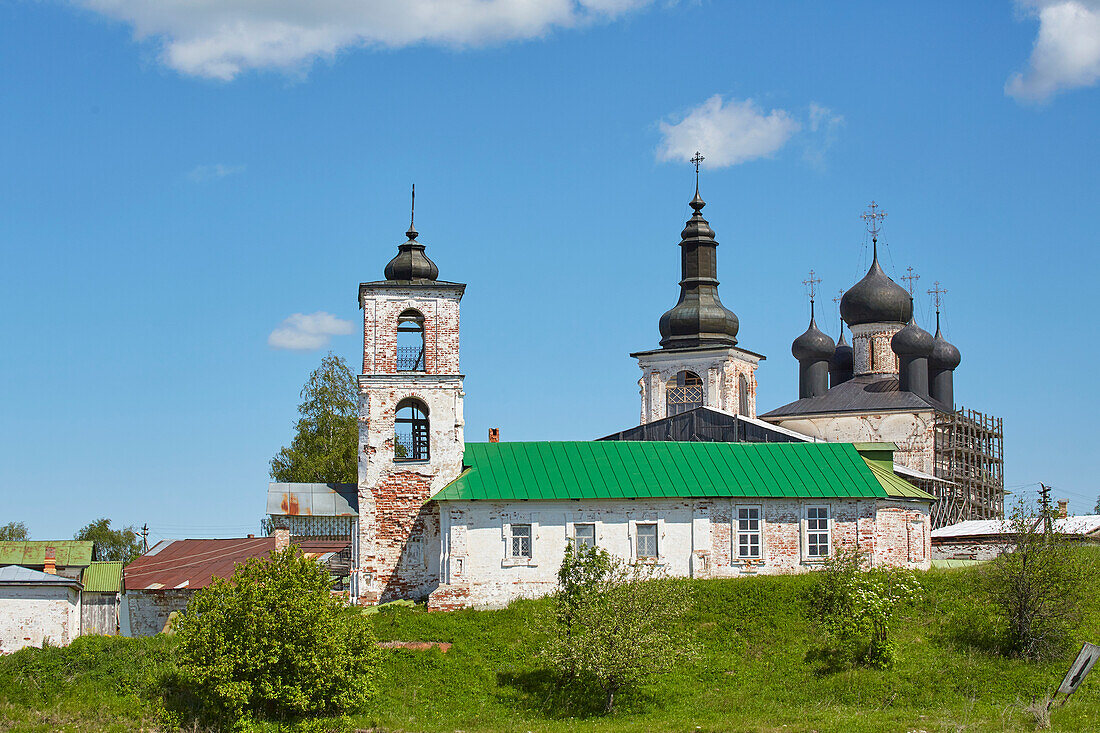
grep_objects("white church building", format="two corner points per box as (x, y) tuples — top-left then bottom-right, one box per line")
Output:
(342, 182), (935, 610)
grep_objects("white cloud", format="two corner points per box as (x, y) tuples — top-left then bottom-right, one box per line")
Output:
(75, 0), (655, 80)
(187, 163), (245, 182)
(803, 102), (844, 169)
(1007, 0), (1100, 102)
(657, 95), (802, 168)
(268, 311), (354, 351)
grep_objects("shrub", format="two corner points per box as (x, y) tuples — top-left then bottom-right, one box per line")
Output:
(542, 542), (695, 713)
(174, 547), (378, 726)
(807, 546), (921, 669)
(982, 497), (1089, 660)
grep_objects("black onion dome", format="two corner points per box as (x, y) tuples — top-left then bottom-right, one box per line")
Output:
(891, 315), (934, 357)
(792, 309), (835, 362)
(840, 249), (912, 326)
(830, 330), (853, 371)
(384, 223), (439, 282)
(658, 190), (740, 348)
(930, 323), (962, 370)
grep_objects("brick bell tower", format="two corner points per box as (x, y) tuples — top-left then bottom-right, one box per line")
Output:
(355, 188), (465, 604)
(631, 155), (765, 423)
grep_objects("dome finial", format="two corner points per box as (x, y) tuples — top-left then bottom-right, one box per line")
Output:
(406, 184), (418, 241)
(928, 280), (948, 335)
(861, 200), (887, 262)
(690, 151), (705, 211)
(802, 268), (822, 321)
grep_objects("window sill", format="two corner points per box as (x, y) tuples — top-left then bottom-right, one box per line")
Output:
(502, 558), (537, 568)
(394, 458), (431, 464)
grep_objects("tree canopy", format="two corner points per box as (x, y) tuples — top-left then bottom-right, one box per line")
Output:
(270, 352), (358, 484)
(74, 518), (143, 563)
(0, 522), (29, 541)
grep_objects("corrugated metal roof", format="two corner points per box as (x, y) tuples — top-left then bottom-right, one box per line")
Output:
(267, 483), (358, 516)
(862, 458), (936, 501)
(123, 537), (350, 591)
(433, 441), (893, 502)
(82, 561), (123, 593)
(933, 515), (1100, 539)
(0, 541), (94, 567)
(760, 374), (949, 419)
(0, 565), (82, 587)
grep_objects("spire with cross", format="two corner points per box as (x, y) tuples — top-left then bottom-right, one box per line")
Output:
(861, 200), (887, 240)
(833, 289), (846, 336)
(901, 266), (920, 296)
(928, 281), (948, 329)
(691, 151), (705, 195)
(407, 183), (417, 240)
(803, 269), (822, 319)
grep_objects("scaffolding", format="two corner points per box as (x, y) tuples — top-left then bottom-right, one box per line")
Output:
(932, 406), (1004, 528)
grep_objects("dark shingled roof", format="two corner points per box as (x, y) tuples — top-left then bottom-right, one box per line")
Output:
(760, 374), (950, 419)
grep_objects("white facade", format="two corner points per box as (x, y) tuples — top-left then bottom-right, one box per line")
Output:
(635, 346), (763, 423)
(770, 410), (938, 475)
(0, 584), (81, 653)
(429, 496), (931, 609)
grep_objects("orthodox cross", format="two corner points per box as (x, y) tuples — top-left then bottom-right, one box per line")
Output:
(928, 281), (948, 313)
(833, 289), (846, 336)
(860, 200), (887, 241)
(901, 266), (920, 296)
(802, 269), (822, 305)
(691, 151), (705, 192)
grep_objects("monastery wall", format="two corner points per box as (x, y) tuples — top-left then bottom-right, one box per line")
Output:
(428, 497), (930, 610)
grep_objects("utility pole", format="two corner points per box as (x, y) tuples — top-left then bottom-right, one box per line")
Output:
(140, 523), (149, 554)
(1039, 484), (1052, 540)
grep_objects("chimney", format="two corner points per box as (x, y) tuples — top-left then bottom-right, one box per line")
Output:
(247, 533), (255, 539)
(274, 528), (290, 551)
(43, 547), (56, 575)
(488, 428), (500, 443)
(1058, 499), (1068, 519)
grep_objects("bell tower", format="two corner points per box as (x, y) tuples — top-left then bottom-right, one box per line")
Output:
(355, 188), (465, 605)
(631, 156), (764, 422)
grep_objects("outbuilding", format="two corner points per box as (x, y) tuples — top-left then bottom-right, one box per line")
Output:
(0, 565), (82, 653)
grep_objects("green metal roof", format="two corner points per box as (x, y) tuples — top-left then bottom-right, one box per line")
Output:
(862, 457), (937, 502)
(0, 541), (94, 567)
(82, 561), (124, 593)
(434, 441), (903, 502)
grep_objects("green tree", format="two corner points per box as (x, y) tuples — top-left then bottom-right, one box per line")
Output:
(0, 522), (29, 541)
(983, 496), (1088, 660)
(543, 542), (695, 713)
(807, 546), (921, 669)
(175, 547), (378, 726)
(270, 352), (358, 483)
(1094, 494), (1099, 514)
(74, 518), (142, 563)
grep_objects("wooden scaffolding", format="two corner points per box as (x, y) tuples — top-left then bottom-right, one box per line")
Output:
(931, 406), (1004, 528)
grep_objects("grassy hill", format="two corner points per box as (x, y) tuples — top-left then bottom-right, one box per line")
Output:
(2, 563), (1099, 732)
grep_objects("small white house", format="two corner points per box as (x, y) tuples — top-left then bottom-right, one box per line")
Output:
(0, 565), (82, 653)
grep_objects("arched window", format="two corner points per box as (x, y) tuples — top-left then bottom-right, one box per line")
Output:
(396, 309), (425, 372)
(395, 398), (430, 461)
(739, 373), (750, 416)
(666, 370), (703, 417)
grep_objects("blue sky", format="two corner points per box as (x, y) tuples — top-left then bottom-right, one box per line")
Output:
(2, 0), (1099, 540)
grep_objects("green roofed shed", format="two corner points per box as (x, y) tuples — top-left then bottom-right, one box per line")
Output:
(82, 561), (124, 593)
(434, 441), (931, 503)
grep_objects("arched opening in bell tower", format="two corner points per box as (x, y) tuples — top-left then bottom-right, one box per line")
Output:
(666, 370), (703, 416)
(394, 398), (430, 461)
(396, 309), (426, 372)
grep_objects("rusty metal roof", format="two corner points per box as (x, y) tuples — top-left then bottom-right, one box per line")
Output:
(123, 537), (349, 591)
(0, 541), (94, 567)
(267, 483), (358, 517)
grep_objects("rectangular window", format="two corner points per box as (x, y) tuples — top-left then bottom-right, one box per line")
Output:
(636, 523), (658, 559)
(573, 523), (595, 548)
(736, 506), (762, 559)
(510, 524), (532, 558)
(807, 506), (830, 558)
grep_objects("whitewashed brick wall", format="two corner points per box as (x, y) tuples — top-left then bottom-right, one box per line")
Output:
(0, 586), (80, 652)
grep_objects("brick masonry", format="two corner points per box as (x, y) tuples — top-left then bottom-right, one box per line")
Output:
(850, 322), (903, 376)
(356, 283), (465, 605)
(0, 585), (81, 652)
(636, 346), (762, 423)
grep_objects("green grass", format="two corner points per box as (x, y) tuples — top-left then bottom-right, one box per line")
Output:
(2, 563), (1100, 732)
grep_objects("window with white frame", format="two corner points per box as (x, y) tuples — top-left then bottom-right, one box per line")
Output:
(736, 506), (762, 560)
(636, 523), (658, 559)
(510, 524), (532, 558)
(573, 523), (596, 548)
(806, 506), (830, 558)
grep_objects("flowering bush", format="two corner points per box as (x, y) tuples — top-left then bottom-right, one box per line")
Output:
(807, 547), (921, 669)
